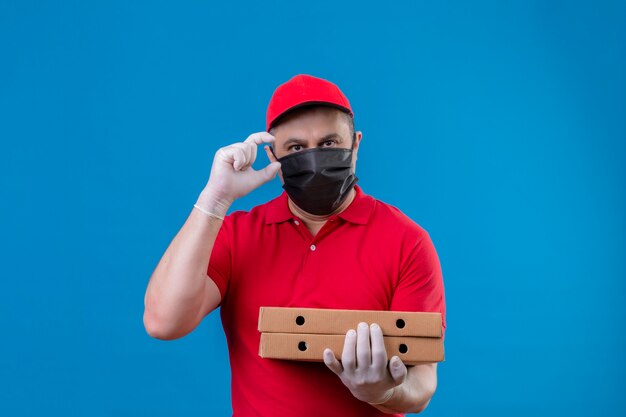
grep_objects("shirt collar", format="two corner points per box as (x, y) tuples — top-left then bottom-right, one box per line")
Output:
(264, 185), (375, 225)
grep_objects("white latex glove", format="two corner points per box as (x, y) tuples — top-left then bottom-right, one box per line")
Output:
(323, 322), (408, 405)
(196, 132), (281, 216)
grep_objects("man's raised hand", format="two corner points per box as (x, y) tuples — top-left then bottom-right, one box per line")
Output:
(196, 132), (281, 217)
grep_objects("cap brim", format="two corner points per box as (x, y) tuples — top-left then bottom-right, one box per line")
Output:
(268, 101), (353, 131)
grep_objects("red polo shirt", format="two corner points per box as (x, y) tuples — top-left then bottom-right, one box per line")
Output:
(207, 185), (446, 417)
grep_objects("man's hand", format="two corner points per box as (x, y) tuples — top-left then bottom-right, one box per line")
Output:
(323, 322), (408, 405)
(196, 132), (281, 216)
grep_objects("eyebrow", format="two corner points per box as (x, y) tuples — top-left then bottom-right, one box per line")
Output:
(282, 133), (344, 149)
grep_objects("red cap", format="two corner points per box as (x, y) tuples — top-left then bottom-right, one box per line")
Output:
(266, 74), (353, 132)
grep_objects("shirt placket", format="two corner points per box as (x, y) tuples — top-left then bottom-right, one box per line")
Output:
(290, 215), (341, 280)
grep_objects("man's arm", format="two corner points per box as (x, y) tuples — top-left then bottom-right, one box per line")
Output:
(369, 363), (437, 414)
(143, 195), (228, 340)
(374, 227), (446, 413)
(143, 132), (281, 340)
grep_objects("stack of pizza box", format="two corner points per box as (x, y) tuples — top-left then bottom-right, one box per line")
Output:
(258, 307), (445, 365)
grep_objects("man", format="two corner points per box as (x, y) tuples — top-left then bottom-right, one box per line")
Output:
(143, 74), (447, 416)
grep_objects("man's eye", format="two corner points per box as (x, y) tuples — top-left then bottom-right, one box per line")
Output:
(289, 145), (303, 152)
(321, 140), (335, 147)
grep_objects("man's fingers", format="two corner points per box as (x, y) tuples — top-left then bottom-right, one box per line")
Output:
(264, 145), (278, 164)
(341, 329), (357, 372)
(388, 356), (408, 385)
(242, 162), (280, 191)
(323, 348), (343, 376)
(244, 132), (275, 145)
(230, 143), (254, 170)
(256, 162), (281, 184)
(370, 323), (387, 369)
(356, 322), (371, 368)
(249, 142), (259, 166)
(230, 132), (274, 170)
(217, 146), (247, 171)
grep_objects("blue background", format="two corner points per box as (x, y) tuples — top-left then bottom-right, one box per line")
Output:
(1, 1), (624, 416)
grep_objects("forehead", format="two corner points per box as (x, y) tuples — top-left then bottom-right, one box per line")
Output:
(271, 106), (350, 138)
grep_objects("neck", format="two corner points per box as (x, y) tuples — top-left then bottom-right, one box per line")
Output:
(288, 188), (357, 230)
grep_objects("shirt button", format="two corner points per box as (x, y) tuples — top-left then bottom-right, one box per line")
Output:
(310, 244), (316, 251)
(294, 220), (300, 226)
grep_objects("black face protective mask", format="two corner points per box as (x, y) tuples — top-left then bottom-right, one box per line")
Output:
(270, 145), (359, 216)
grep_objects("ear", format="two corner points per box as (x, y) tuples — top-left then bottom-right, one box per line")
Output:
(351, 131), (362, 170)
(353, 131), (362, 150)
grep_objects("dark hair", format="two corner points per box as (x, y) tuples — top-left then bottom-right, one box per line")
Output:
(269, 105), (356, 144)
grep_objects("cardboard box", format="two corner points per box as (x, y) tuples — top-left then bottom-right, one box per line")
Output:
(259, 332), (444, 364)
(258, 307), (442, 337)
(258, 307), (445, 365)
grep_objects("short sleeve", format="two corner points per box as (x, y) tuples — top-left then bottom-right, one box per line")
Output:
(206, 215), (233, 302)
(390, 230), (447, 340)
